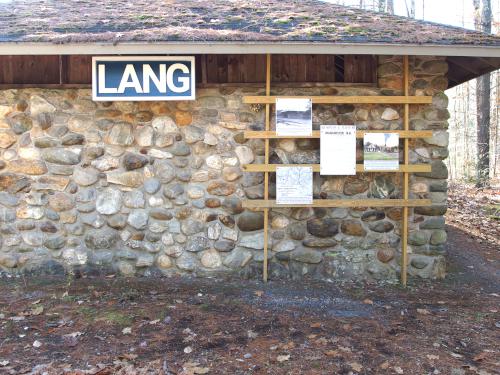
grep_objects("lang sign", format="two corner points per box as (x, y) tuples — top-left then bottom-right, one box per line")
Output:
(92, 56), (195, 101)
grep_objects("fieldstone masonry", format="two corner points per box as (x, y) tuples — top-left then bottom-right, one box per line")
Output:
(0, 56), (448, 281)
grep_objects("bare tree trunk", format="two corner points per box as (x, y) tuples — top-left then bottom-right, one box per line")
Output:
(360, 0), (364, 8)
(387, 0), (394, 14)
(379, 0), (386, 12)
(474, 0), (492, 187)
(422, 0), (425, 19)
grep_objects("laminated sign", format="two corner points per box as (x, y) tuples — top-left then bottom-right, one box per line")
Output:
(275, 98), (312, 136)
(276, 166), (313, 205)
(364, 133), (400, 171)
(92, 56), (195, 101)
(320, 125), (357, 175)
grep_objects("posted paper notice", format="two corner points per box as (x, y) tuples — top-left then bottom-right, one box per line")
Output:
(276, 98), (312, 136)
(364, 133), (400, 171)
(320, 125), (357, 175)
(276, 166), (313, 205)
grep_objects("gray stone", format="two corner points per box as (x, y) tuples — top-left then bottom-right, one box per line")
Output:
(127, 210), (149, 230)
(235, 146), (254, 165)
(163, 183), (184, 199)
(155, 160), (176, 183)
(171, 142), (191, 156)
(34, 136), (59, 148)
(44, 235), (66, 250)
(239, 232), (264, 250)
(8, 113), (33, 134)
(214, 240), (235, 252)
(107, 171), (144, 188)
(181, 219), (205, 235)
(223, 247), (252, 268)
(107, 214), (128, 230)
(344, 177), (369, 196)
(307, 218), (339, 238)
(368, 221), (394, 233)
(144, 178), (161, 194)
(149, 208), (173, 221)
(289, 247), (322, 264)
(61, 132), (85, 146)
(107, 123), (134, 145)
(176, 252), (198, 271)
(430, 230), (447, 245)
(273, 240), (296, 252)
(414, 205), (447, 216)
(302, 238), (337, 248)
(42, 148), (81, 165)
(409, 231), (430, 246)
(96, 189), (122, 215)
(73, 167), (99, 186)
(183, 126), (204, 144)
(288, 223), (307, 240)
(341, 220), (367, 236)
(124, 190), (145, 208)
(420, 217), (445, 230)
(85, 229), (118, 249)
(186, 236), (210, 252)
(415, 160), (448, 179)
(123, 152), (149, 170)
(361, 210), (385, 222)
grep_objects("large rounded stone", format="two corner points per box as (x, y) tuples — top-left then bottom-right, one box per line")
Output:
(155, 161), (176, 183)
(85, 229), (118, 249)
(369, 221), (394, 233)
(430, 230), (447, 245)
(343, 177), (369, 196)
(214, 240), (235, 252)
(306, 218), (339, 238)
(44, 235), (66, 250)
(8, 113), (32, 134)
(107, 214), (127, 229)
(302, 238), (337, 248)
(144, 178), (161, 194)
(420, 217), (445, 230)
(8, 159), (47, 175)
(106, 123), (134, 145)
(42, 149), (81, 165)
(289, 247), (322, 264)
(288, 223), (307, 240)
(107, 171), (144, 188)
(150, 208), (173, 221)
(370, 176), (395, 199)
(163, 183), (184, 199)
(73, 167), (99, 186)
(207, 181), (235, 196)
(61, 132), (85, 146)
(123, 152), (148, 170)
(409, 231), (430, 246)
(377, 247), (395, 263)
(186, 236), (210, 252)
(235, 145), (254, 165)
(181, 219), (205, 235)
(176, 252), (198, 271)
(200, 249), (222, 268)
(48, 192), (75, 212)
(223, 247), (252, 268)
(237, 212), (264, 231)
(96, 189), (122, 215)
(273, 240), (296, 252)
(127, 209), (149, 230)
(415, 160), (448, 179)
(157, 254), (173, 269)
(361, 210), (385, 222)
(239, 232), (265, 250)
(124, 190), (145, 208)
(341, 220), (367, 237)
(414, 205), (447, 216)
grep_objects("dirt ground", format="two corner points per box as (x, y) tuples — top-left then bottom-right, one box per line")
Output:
(0, 186), (498, 375)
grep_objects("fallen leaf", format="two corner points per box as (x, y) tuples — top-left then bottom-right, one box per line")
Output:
(193, 367), (210, 374)
(349, 362), (363, 372)
(473, 351), (488, 361)
(184, 346), (193, 354)
(363, 298), (374, 305)
(30, 305), (44, 316)
(31, 299), (41, 305)
(426, 354), (439, 360)
(0, 360), (9, 366)
(394, 366), (404, 374)
(277, 354), (290, 362)
(379, 361), (389, 369)
(33, 340), (42, 348)
(122, 327), (132, 335)
(254, 290), (264, 297)
(310, 322), (322, 328)
(324, 350), (339, 357)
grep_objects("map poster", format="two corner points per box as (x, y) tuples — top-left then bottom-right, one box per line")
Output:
(276, 98), (312, 136)
(276, 166), (313, 205)
(364, 133), (400, 171)
(320, 125), (357, 175)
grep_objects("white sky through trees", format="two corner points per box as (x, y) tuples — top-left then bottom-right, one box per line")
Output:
(322, 0), (499, 29)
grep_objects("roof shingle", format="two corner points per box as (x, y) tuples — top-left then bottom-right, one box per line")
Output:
(0, 0), (499, 46)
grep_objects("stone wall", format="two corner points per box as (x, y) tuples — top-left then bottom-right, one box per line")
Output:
(0, 56), (449, 281)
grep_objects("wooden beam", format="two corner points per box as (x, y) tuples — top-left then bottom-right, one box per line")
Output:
(402, 55), (410, 287)
(263, 53), (271, 283)
(242, 164), (432, 173)
(243, 95), (432, 105)
(244, 130), (433, 139)
(243, 199), (432, 209)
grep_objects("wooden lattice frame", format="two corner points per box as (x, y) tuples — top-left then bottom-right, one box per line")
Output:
(242, 55), (431, 285)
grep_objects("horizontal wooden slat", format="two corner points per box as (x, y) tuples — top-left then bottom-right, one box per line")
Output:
(242, 199), (432, 209)
(244, 130), (433, 139)
(243, 164), (432, 173)
(243, 96), (433, 104)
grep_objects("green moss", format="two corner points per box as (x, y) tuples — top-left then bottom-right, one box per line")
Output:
(98, 311), (133, 327)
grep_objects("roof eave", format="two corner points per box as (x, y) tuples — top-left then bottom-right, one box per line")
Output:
(0, 41), (499, 57)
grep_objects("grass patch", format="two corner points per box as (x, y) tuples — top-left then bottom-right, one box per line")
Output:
(97, 311), (133, 327)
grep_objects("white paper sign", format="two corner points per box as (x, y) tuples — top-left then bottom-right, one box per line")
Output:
(320, 125), (357, 175)
(364, 133), (400, 171)
(276, 166), (313, 205)
(276, 98), (312, 136)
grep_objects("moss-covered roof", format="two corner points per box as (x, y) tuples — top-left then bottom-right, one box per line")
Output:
(0, 0), (499, 46)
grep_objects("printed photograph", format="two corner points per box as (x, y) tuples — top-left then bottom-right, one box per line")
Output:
(364, 133), (400, 170)
(276, 98), (312, 136)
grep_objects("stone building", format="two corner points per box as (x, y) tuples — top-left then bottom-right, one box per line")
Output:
(0, 0), (499, 281)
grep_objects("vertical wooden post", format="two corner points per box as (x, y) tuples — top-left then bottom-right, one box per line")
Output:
(402, 56), (410, 286)
(263, 54), (271, 282)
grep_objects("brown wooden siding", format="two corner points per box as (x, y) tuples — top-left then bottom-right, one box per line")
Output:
(0, 54), (377, 86)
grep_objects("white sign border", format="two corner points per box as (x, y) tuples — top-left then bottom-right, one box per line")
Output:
(92, 55), (196, 102)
